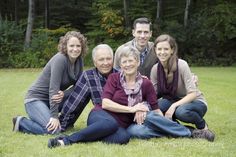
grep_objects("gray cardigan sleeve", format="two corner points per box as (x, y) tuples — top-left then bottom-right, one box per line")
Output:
(49, 54), (66, 118)
(150, 63), (158, 94)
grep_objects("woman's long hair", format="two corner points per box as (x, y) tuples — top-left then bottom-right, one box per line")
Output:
(154, 34), (178, 83)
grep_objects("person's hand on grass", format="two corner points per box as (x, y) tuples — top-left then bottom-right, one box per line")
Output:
(46, 117), (61, 134)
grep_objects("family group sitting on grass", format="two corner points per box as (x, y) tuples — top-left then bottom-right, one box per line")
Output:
(12, 17), (215, 148)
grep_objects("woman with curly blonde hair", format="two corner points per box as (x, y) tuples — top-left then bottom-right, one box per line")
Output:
(12, 31), (87, 135)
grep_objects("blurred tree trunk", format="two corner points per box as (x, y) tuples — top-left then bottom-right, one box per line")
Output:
(184, 0), (191, 27)
(156, 0), (160, 20)
(156, 0), (162, 22)
(25, 0), (35, 49)
(14, 0), (19, 24)
(155, 0), (163, 30)
(123, 0), (130, 28)
(45, 0), (49, 28)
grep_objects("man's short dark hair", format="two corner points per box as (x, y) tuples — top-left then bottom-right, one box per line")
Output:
(133, 17), (152, 30)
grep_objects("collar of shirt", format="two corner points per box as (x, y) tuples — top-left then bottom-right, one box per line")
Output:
(95, 68), (118, 81)
(132, 40), (149, 65)
(132, 39), (149, 52)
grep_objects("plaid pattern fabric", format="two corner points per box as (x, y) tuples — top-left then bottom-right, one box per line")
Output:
(140, 47), (148, 65)
(60, 68), (117, 130)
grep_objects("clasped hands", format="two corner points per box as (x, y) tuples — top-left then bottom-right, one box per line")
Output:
(132, 102), (164, 125)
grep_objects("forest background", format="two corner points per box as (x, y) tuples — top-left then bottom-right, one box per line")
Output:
(0, 0), (235, 68)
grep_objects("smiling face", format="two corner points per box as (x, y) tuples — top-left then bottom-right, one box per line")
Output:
(132, 23), (152, 51)
(120, 55), (139, 76)
(67, 37), (82, 62)
(93, 47), (113, 75)
(155, 41), (173, 65)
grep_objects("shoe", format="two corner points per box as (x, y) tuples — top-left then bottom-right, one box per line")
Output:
(12, 116), (23, 132)
(54, 134), (67, 140)
(192, 129), (215, 142)
(48, 138), (61, 148)
(184, 125), (195, 133)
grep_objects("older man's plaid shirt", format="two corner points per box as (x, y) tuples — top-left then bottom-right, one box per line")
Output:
(60, 68), (117, 130)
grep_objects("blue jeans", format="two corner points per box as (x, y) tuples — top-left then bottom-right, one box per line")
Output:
(127, 111), (191, 139)
(158, 98), (207, 129)
(18, 100), (60, 134)
(62, 110), (130, 145)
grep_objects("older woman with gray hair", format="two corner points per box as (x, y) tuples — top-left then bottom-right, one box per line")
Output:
(13, 31), (87, 135)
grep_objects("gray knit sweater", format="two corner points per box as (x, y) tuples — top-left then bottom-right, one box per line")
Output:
(25, 53), (83, 118)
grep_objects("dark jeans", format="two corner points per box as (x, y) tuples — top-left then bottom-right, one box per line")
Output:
(62, 110), (130, 145)
(158, 98), (207, 129)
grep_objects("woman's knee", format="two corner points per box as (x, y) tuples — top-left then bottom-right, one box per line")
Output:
(175, 107), (191, 120)
(127, 123), (162, 139)
(127, 124), (144, 137)
(158, 99), (172, 112)
(146, 111), (163, 123)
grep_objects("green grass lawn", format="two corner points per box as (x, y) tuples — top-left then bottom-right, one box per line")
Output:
(0, 67), (236, 157)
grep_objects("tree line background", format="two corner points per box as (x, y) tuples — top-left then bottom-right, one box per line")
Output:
(0, 0), (235, 68)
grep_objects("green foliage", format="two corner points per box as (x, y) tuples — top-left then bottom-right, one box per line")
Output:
(0, 20), (24, 67)
(157, 20), (188, 59)
(84, 0), (130, 66)
(43, 0), (92, 31)
(186, 2), (236, 66)
(0, 20), (75, 68)
(0, 0), (236, 67)
(193, 2), (236, 42)
(128, 0), (156, 22)
(11, 26), (73, 68)
(10, 51), (43, 68)
(150, 1), (236, 66)
(87, 0), (129, 39)
(101, 10), (124, 37)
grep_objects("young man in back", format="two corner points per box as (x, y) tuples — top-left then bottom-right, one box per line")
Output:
(114, 17), (158, 78)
